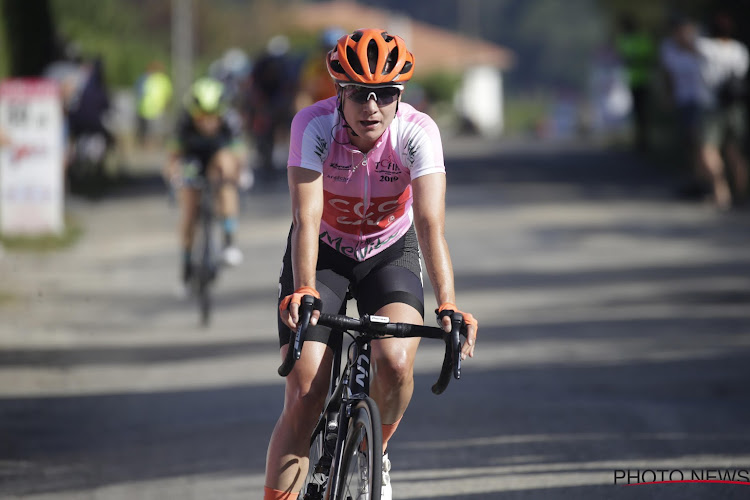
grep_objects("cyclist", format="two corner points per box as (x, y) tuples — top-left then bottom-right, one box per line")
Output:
(164, 77), (246, 294)
(264, 29), (479, 500)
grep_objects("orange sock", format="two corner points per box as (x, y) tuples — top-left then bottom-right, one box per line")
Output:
(381, 417), (402, 453)
(263, 486), (298, 500)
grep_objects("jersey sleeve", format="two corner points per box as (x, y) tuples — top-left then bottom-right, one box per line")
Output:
(398, 111), (446, 179)
(287, 105), (331, 172)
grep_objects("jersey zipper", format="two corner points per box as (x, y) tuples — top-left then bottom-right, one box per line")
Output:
(360, 150), (370, 255)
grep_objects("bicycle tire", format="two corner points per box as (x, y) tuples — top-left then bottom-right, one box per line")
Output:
(194, 197), (216, 327)
(334, 397), (382, 500)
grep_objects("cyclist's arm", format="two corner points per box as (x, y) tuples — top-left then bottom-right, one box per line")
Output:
(163, 141), (182, 182)
(412, 172), (476, 359)
(285, 165), (323, 329)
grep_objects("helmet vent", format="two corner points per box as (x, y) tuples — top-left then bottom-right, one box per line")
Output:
(367, 39), (378, 74)
(384, 47), (399, 74)
(351, 31), (363, 42)
(346, 46), (365, 75)
(330, 59), (344, 74)
(400, 61), (413, 74)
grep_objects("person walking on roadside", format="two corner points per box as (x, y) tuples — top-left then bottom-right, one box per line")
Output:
(615, 14), (657, 152)
(661, 14), (749, 210)
(697, 11), (749, 208)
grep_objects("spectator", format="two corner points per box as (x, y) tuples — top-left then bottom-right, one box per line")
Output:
(697, 12), (749, 208)
(615, 14), (657, 151)
(295, 27), (345, 110)
(135, 60), (173, 148)
(245, 35), (297, 183)
(660, 17), (713, 203)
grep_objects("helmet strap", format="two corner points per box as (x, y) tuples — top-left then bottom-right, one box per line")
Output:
(336, 87), (359, 137)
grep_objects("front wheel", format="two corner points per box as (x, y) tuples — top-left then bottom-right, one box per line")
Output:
(335, 397), (382, 500)
(193, 200), (219, 327)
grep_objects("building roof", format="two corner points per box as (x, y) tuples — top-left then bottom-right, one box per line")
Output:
(287, 1), (514, 73)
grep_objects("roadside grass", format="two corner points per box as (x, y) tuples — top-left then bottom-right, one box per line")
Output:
(0, 291), (16, 305)
(0, 215), (83, 252)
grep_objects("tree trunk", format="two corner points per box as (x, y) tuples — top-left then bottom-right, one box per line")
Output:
(1, 0), (59, 76)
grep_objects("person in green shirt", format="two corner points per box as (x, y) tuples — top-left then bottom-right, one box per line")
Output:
(616, 14), (657, 151)
(135, 60), (173, 147)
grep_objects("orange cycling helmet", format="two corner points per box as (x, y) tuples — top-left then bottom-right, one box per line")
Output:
(326, 29), (415, 86)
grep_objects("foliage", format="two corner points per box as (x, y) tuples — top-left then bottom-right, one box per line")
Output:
(412, 71), (462, 104)
(49, 0), (171, 87)
(0, 215), (82, 252)
(503, 93), (550, 135)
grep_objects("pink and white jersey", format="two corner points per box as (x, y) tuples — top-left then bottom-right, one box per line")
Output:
(288, 97), (445, 261)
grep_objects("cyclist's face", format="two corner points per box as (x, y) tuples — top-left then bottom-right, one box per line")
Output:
(341, 86), (401, 150)
(193, 112), (221, 135)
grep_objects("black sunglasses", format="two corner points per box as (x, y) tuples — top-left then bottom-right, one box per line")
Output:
(344, 86), (401, 106)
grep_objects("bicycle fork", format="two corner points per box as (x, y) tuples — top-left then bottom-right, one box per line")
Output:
(324, 339), (373, 500)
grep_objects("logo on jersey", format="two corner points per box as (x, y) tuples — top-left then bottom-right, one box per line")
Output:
(374, 157), (402, 182)
(322, 188), (411, 235)
(329, 162), (352, 171)
(404, 137), (418, 166)
(374, 158), (402, 174)
(320, 230), (400, 260)
(314, 135), (328, 161)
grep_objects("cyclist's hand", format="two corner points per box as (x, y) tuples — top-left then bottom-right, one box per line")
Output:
(163, 160), (181, 189)
(280, 286), (322, 330)
(436, 302), (478, 360)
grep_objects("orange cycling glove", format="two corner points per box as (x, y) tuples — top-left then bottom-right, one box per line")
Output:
(435, 302), (479, 330)
(279, 286), (322, 314)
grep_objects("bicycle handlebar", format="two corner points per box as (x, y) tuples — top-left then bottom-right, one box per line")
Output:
(277, 295), (466, 394)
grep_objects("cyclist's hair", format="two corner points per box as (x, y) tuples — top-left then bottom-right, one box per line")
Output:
(326, 29), (414, 86)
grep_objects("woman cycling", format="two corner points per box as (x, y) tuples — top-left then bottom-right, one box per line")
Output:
(164, 77), (246, 294)
(264, 29), (479, 500)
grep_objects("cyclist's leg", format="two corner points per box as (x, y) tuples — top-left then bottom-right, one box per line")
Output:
(265, 234), (350, 496)
(178, 184), (200, 283)
(207, 147), (241, 248)
(356, 264), (423, 500)
(265, 341), (334, 496)
(353, 227), (425, 446)
(358, 265), (424, 442)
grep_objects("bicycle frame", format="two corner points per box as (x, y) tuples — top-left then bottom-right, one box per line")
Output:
(285, 296), (466, 500)
(188, 176), (220, 326)
(314, 333), (374, 500)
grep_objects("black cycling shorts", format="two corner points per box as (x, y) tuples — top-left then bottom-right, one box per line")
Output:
(277, 225), (424, 348)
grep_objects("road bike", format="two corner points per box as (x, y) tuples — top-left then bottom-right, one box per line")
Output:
(189, 176), (222, 326)
(279, 295), (466, 500)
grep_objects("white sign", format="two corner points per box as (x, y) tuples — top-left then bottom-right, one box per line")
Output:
(0, 78), (65, 235)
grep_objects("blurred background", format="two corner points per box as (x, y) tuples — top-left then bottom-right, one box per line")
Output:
(2, 1), (750, 499)
(2, 0), (749, 184)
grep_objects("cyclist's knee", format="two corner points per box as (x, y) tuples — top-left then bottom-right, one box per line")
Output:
(373, 345), (414, 387)
(282, 381), (327, 433)
(209, 148), (240, 180)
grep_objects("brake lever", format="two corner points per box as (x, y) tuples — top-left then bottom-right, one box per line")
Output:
(451, 312), (463, 380)
(293, 295), (316, 360)
(278, 294), (316, 376)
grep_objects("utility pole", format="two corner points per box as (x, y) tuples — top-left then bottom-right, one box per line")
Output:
(171, 0), (193, 110)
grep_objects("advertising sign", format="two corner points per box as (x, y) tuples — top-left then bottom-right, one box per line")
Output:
(0, 78), (65, 235)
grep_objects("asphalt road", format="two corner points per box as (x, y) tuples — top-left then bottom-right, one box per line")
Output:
(1, 137), (749, 499)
